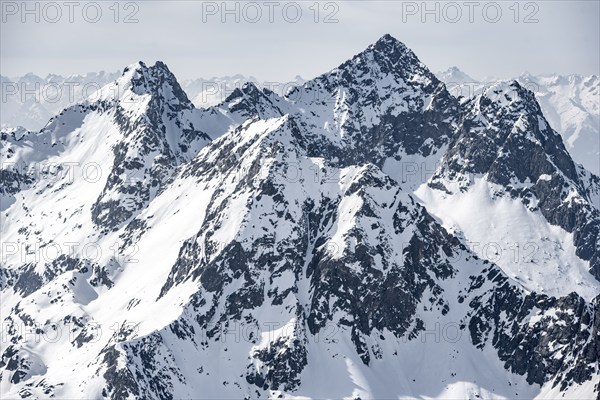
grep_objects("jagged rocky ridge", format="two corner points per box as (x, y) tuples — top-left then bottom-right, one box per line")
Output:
(434, 69), (600, 176)
(427, 81), (600, 280)
(1, 35), (599, 399)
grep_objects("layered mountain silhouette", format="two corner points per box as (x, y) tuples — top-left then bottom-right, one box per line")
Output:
(1, 35), (598, 399)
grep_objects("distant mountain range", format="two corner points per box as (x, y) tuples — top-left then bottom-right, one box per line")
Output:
(2, 66), (596, 175)
(1, 72), (305, 128)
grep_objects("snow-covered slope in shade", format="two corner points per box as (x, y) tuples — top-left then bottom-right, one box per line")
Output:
(416, 177), (600, 300)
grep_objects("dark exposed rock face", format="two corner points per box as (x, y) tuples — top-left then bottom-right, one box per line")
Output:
(1, 128), (37, 204)
(101, 346), (141, 399)
(466, 268), (599, 389)
(282, 34), (460, 174)
(0, 168), (33, 198)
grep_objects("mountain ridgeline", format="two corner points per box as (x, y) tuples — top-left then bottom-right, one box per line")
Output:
(1, 35), (599, 399)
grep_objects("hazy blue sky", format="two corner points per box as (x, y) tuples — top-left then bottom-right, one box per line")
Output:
(2, 1), (599, 81)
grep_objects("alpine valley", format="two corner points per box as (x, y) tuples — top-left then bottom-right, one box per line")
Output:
(1, 35), (599, 400)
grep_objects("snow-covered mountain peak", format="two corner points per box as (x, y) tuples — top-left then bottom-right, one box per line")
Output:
(332, 34), (435, 88)
(282, 35), (436, 108)
(267, 35), (461, 192)
(424, 76), (600, 291)
(435, 70), (599, 175)
(473, 80), (540, 112)
(442, 78), (584, 193)
(223, 81), (267, 106)
(1, 60), (215, 234)
(126, 61), (183, 94)
(436, 66), (476, 84)
(216, 81), (285, 122)
(95, 61), (193, 112)
(371, 33), (412, 55)
(19, 72), (44, 83)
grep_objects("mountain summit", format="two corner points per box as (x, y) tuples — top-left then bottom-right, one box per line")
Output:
(98, 61), (192, 108)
